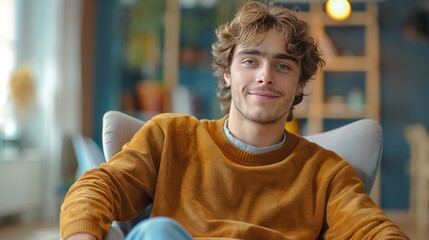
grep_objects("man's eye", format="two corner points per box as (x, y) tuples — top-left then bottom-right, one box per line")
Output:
(243, 59), (255, 65)
(276, 64), (290, 70)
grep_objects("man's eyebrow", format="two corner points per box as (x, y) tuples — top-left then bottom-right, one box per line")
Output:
(274, 53), (298, 63)
(236, 49), (298, 63)
(236, 49), (262, 56)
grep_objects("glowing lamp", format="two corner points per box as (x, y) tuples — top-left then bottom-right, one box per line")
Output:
(326, 0), (352, 21)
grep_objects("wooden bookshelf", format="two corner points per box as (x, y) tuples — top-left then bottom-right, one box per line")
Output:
(296, 3), (381, 203)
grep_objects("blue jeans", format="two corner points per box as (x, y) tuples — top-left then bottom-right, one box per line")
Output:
(125, 217), (193, 240)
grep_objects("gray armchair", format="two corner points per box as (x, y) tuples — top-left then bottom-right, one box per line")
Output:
(101, 110), (383, 239)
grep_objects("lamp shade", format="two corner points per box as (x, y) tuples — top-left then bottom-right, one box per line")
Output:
(326, 0), (352, 21)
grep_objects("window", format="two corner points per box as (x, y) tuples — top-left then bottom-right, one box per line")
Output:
(0, 0), (17, 136)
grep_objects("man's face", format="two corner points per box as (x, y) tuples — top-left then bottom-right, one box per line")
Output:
(224, 29), (303, 124)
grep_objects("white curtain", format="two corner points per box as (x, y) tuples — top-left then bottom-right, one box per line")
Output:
(17, 0), (82, 221)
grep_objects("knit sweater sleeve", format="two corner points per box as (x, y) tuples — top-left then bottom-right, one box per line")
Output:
(323, 161), (409, 239)
(60, 119), (165, 240)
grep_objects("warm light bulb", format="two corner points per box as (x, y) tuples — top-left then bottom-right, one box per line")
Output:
(326, 0), (352, 21)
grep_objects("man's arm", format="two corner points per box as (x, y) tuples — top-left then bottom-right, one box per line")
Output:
(60, 147), (158, 238)
(60, 119), (164, 239)
(325, 164), (409, 239)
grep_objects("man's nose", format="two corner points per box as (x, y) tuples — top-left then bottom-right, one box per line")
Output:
(257, 64), (274, 85)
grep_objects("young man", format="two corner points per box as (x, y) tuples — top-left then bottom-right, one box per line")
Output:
(60, 1), (409, 239)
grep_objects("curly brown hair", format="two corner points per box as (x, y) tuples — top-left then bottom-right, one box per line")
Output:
(212, 1), (325, 118)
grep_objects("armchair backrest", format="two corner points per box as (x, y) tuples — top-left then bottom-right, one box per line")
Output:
(102, 111), (145, 161)
(305, 120), (382, 194)
(102, 111), (382, 194)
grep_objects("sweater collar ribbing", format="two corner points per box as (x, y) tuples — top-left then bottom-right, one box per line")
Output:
(211, 116), (298, 166)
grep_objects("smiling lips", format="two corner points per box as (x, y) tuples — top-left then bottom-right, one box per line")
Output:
(249, 91), (278, 99)
(247, 87), (282, 99)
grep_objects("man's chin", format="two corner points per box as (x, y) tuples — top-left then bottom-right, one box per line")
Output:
(246, 113), (287, 125)
(231, 103), (288, 124)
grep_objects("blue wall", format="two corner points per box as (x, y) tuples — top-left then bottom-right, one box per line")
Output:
(93, 0), (123, 145)
(379, 0), (429, 209)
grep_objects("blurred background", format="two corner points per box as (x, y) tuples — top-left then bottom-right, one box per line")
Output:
(0, 0), (428, 239)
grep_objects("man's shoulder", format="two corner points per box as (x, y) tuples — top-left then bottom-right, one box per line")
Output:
(289, 132), (344, 162)
(150, 113), (223, 130)
(151, 112), (198, 122)
(150, 113), (201, 124)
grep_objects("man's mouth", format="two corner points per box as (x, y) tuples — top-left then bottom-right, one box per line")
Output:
(247, 87), (282, 98)
(248, 91), (279, 98)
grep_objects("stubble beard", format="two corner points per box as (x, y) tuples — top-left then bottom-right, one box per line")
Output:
(229, 83), (294, 125)
(231, 99), (290, 125)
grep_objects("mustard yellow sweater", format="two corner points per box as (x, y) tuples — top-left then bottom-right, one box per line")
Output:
(60, 113), (408, 239)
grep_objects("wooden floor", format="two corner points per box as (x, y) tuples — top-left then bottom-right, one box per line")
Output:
(0, 220), (59, 240)
(0, 211), (427, 239)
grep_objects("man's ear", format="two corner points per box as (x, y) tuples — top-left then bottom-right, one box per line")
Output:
(298, 82), (306, 93)
(224, 72), (231, 86)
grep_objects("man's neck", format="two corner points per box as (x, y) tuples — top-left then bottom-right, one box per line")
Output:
(227, 112), (287, 148)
